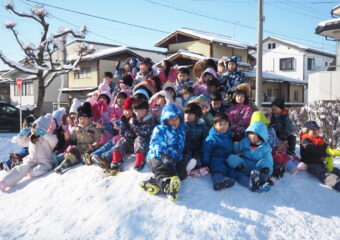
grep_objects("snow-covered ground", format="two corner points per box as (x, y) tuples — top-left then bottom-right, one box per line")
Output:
(0, 133), (339, 240)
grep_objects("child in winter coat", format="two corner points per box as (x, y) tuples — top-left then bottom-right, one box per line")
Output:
(0, 116), (58, 192)
(189, 94), (214, 128)
(183, 102), (208, 170)
(112, 75), (133, 98)
(55, 102), (103, 174)
(175, 67), (193, 96)
(220, 56), (245, 96)
(159, 60), (178, 84)
(90, 97), (134, 169)
(110, 99), (156, 171)
(300, 121), (340, 192)
(149, 90), (173, 122)
(226, 89), (253, 142)
(181, 86), (196, 107)
(227, 121), (274, 192)
(1, 115), (35, 171)
(202, 113), (235, 190)
(270, 97), (296, 155)
(209, 91), (228, 117)
(163, 82), (183, 109)
(193, 67), (219, 99)
(140, 104), (185, 202)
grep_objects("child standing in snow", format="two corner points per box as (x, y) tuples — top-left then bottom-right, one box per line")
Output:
(175, 67), (193, 96)
(90, 97), (134, 169)
(270, 97), (296, 156)
(202, 113), (235, 190)
(54, 102), (102, 174)
(183, 102), (208, 170)
(226, 88), (253, 142)
(0, 116), (58, 192)
(227, 121), (273, 192)
(299, 121), (340, 192)
(110, 99), (156, 171)
(140, 104), (185, 202)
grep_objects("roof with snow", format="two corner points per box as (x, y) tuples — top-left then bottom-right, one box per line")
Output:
(263, 36), (336, 58)
(244, 70), (307, 85)
(332, 5), (340, 17)
(315, 18), (340, 40)
(155, 27), (256, 50)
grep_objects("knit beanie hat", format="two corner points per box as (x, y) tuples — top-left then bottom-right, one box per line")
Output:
(120, 75), (134, 87)
(123, 97), (134, 110)
(272, 97), (285, 110)
(69, 98), (82, 114)
(77, 102), (92, 118)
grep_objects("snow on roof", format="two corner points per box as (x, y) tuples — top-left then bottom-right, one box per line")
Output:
(317, 18), (340, 28)
(264, 36), (335, 57)
(16, 104), (36, 110)
(156, 27), (255, 50)
(61, 87), (97, 92)
(244, 70), (307, 85)
(332, 4), (340, 16)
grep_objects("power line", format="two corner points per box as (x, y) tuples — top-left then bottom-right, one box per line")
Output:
(145, 0), (334, 48)
(24, 0), (169, 34)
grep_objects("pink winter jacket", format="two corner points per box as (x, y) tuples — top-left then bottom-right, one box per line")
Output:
(226, 103), (253, 136)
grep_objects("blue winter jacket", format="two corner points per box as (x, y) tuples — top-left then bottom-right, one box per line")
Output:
(234, 121), (274, 174)
(202, 127), (234, 166)
(147, 104), (185, 165)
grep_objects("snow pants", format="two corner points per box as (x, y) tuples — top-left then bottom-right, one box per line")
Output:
(307, 163), (340, 192)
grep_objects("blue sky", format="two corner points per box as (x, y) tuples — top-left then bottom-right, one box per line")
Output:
(0, 0), (337, 70)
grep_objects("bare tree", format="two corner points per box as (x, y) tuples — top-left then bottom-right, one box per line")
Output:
(0, 1), (95, 114)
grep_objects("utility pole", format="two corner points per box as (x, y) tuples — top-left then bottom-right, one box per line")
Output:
(256, 0), (264, 108)
(57, 27), (67, 109)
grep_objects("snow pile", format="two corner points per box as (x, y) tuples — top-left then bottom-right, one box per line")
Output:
(0, 133), (340, 240)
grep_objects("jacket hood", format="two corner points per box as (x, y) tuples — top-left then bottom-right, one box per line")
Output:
(160, 104), (183, 125)
(98, 91), (113, 105)
(34, 116), (52, 133)
(245, 121), (269, 143)
(200, 67), (218, 83)
(250, 111), (270, 127)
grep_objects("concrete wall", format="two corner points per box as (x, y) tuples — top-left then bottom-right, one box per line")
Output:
(68, 61), (98, 88)
(308, 71), (340, 103)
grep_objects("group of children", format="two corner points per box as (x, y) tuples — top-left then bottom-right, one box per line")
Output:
(1, 56), (339, 202)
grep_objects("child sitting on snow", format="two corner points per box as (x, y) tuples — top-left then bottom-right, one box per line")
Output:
(140, 104), (185, 202)
(227, 121), (273, 192)
(0, 116), (58, 192)
(183, 102), (208, 171)
(110, 99), (156, 171)
(54, 102), (102, 174)
(90, 97), (134, 169)
(1, 115), (35, 171)
(299, 121), (340, 192)
(202, 113), (235, 190)
(149, 90), (173, 122)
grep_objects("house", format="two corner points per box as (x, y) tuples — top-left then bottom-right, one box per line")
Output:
(309, 5), (340, 103)
(0, 70), (11, 103)
(62, 40), (166, 101)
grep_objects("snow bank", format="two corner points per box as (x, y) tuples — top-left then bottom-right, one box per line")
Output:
(0, 133), (340, 240)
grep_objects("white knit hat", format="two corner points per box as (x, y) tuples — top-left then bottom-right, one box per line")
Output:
(69, 98), (82, 114)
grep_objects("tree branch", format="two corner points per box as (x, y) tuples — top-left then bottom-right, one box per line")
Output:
(0, 51), (38, 75)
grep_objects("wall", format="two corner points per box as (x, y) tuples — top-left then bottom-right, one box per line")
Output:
(68, 61), (98, 88)
(168, 41), (210, 57)
(308, 71), (340, 103)
(212, 45), (248, 62)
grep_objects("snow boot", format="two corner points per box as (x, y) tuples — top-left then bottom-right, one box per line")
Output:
(189, 167), (210, 178)
(111, 151), (123, 171)
(249, 170), (261, 192)
(140, 177), (160, 195)
(92, 155), (110, 169)
(82, 153), (93, 166)
(55, 160), (72, 175)
(212, 173), (235, 191)
(162, 176), (181, 202)
(186, 158), (197, 175)
(272, 163), (285, 178)
(2, 161), (12, 172)
(134, 153), (145, 171)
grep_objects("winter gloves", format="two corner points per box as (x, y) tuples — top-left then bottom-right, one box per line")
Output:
(18, 128), (31, 137)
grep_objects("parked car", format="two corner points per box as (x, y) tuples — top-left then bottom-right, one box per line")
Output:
(0, 102), (27, 132)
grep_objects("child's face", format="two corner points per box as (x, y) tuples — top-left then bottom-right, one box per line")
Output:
(167, 116), (180, 128)
(116, 97), (126, 107)
(202, 73), (213, 83)
(184, 113), (197, 123)
(207, 85), (217, 94)
(98, 96), (109, 105)
(308, 129), (320, 138)
(133, 108), (148, 120)
(181, 89), (191, 100)
(218, 64), (227, 73)
(78, 116), (91, 127)
(123, 109), (133, 118)
(140, 63), (150, 73)
(119, 83), (127, 89)
(271, 106), (282, 115)
(214, 120), (229, 133)
(124, 64), (130, 72)
(177, 73), (189, 82)
(211, 100), (222, 110)
(248, 132), (260, 144)
(228, 62), (236, 71)
(157, 96), (166, 106)
(235, 94), (245, 104)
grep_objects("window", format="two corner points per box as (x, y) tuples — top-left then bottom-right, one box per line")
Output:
(307, 58), (315, 70)
(273, 89), (280, 97)
(74, 67), (91, 79)
(268, 43), (272, 49)
(272, 43), (276, 49)
(294, 90), (299, 101)
(325, 61), (328, 67)
(14, 82), (34, 96)
(280, 58), (295, 71)
(267, 88), (272, 97)
(0, 105), (17, 115)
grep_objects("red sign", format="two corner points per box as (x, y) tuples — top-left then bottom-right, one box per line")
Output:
(16, 78), (23, 91)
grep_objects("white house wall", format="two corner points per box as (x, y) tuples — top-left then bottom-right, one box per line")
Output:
(308, 71), (340, 102)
